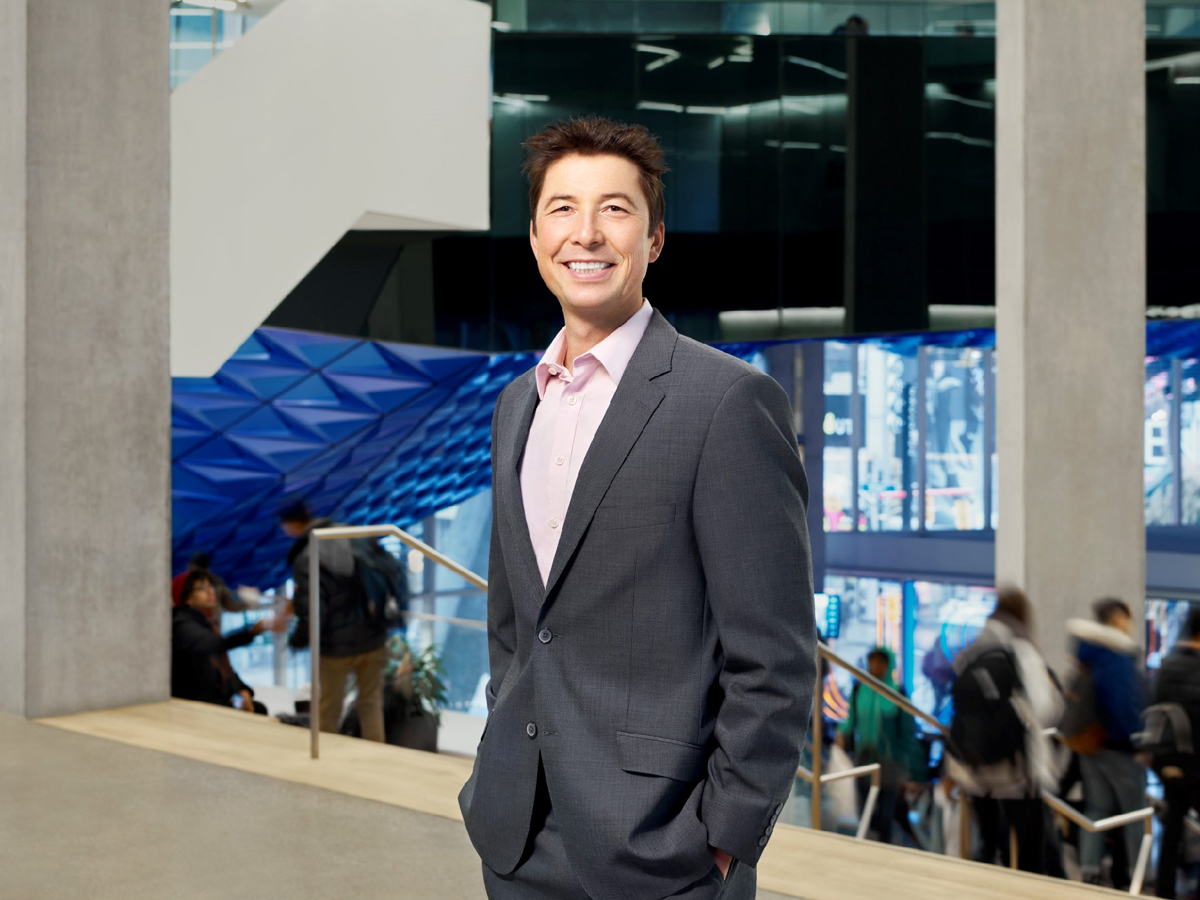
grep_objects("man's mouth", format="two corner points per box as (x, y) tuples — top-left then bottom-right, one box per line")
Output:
(565, 261), (615, 272)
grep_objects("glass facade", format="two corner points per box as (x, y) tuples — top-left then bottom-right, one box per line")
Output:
(170, 6), (260, 89)
(824, 339), (993, 533)
(823, 339), (1200, 533)
(499, 1), (1200, 39)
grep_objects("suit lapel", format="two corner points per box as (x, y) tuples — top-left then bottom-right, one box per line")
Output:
(542, 311), (678, 600)
(496, 371), (542, 595)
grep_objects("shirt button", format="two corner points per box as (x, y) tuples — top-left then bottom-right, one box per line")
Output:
(555, 456), (565, 466)
(526, 722), (538, 739)
(539, 629), (552, 644)
(548, 365), (558, 375)
(549, 518), (559, 529)
(568, 395), (577, 406)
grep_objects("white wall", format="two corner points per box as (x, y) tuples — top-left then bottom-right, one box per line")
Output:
(171, 0), (491, 378)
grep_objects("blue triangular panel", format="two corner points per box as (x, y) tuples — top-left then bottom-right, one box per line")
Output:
(377, 342), (487, 384)
(258, 328), (357, 370)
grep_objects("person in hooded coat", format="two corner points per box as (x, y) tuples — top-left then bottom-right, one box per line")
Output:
(1068, 598), (1147, 887)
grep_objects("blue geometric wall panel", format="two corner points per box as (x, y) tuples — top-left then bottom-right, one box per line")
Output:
(173, 320), (1200, 589)
(171, 326), (539, 589)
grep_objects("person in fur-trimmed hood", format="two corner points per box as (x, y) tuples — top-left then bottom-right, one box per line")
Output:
(1067, 598), (1147, 887)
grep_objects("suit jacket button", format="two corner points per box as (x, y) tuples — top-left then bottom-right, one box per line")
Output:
(758, 836), (768, 847)
(526, 722), (537, 738)
(538, 629), (552, 644)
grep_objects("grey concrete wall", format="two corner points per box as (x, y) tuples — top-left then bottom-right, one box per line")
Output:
(995, 0), (1146, 672)
(1, 1), (171, 717)
(0, 0), (29, 716)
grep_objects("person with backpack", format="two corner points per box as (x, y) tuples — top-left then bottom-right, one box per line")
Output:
(947, 587), (1064, 874)
(281, 502), (388, 743)
(1145, 606), (1200, 898)
(1066, 598), (1147, 887)
(836, 646), (922, 844)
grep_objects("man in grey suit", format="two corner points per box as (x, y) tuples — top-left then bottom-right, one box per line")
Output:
(459, 116), (817, 900)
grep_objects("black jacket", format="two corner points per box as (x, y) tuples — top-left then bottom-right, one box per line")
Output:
(287, 519), (385, 658)
(1153, 643), (1200, 779)
(171, 606), (256, 706)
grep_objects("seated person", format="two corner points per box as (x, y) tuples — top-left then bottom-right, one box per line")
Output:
(172, 570), (268, 713)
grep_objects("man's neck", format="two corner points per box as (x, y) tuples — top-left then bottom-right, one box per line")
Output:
(560, 297), (643, 374)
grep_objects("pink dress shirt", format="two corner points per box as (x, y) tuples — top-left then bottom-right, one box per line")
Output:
(520, 300), (654, 586)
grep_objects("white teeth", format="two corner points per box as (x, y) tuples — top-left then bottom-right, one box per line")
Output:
(567, 262), (613, 272)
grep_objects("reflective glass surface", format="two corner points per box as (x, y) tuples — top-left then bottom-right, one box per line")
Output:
(820, 574), (905, 722)
(822, 342), (854, 530)
(1146, 356), (1176, 525)
(1184, 359), (1200, 523)
(858, 345), (918, 531)
(924, 347), (986, 530)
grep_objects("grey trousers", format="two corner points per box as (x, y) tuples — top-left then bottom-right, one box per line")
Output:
(1079, 748), (1147, 879)
(482, 764), (756, 900)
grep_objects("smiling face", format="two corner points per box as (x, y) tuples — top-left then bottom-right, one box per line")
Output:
(530, 153), (664, 329)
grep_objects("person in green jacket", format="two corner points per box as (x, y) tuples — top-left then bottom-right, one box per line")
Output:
(836, 646), (921, 844)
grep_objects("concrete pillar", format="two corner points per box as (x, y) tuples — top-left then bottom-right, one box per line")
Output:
(0, 2), (170, 717)
(995, 0), (1146, 671)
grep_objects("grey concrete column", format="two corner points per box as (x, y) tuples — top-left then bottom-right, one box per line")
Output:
(995, 0), (1146, 671)
(0, 2), (170, 717)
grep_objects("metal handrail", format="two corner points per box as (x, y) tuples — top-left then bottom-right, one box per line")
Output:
(818, 642), (948, 736)
(796, 761), (883, 841)
(307, 524), (488, 759)
(1040, 792), (1154, 895)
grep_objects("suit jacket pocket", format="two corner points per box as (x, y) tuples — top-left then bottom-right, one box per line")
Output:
(593, 502), (676, 531)
(616, 731), (706, 782)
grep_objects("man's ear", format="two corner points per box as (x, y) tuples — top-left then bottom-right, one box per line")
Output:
(648, 221), (665, 264)
(529, 219), (538, 257)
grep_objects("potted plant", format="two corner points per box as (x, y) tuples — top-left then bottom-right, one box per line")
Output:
(385, 635), (445, 752)
(340, 635), (446, 752)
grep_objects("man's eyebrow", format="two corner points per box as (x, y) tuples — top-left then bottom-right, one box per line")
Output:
(600, 192), (639, 207)
(541, 192), (640, 209)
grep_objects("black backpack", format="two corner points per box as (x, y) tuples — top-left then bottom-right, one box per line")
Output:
(950, 647), (1026, 767)
(351, 537), (409, 628)
(1136, 703), (1195, 762)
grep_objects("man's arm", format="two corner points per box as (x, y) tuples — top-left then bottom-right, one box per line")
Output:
(693, 371), (818, 866)
(485, 391), (516, 714)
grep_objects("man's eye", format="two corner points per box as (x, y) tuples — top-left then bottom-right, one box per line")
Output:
(607, 205), (625, 213)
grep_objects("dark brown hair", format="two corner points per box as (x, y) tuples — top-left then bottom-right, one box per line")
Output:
(1093, 597), (1132, 625)
(522, 116), (669, 235)
(181, 570), (213, 605)
(992, 586), (1032, 627)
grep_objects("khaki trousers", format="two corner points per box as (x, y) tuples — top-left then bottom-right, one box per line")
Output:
(318, 646), (387, 743)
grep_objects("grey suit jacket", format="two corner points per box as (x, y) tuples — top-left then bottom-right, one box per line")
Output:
(459, 311), (816, 900)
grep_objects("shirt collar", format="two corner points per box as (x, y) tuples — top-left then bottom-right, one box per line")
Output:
(535, 300), (653, 400)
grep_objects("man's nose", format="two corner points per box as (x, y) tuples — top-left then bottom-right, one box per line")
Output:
(571, 210), (603, 247)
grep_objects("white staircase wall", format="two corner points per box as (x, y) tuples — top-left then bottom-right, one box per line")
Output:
(171, 0), (491, 377)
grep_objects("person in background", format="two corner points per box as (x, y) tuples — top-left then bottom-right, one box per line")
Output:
(1151, 606), (1200, 898)
(280, 502), (387, 743)
(837, 646), (918, 844)
(832, 14), (869, 36)
(947, 587), (1064, 874)
(1068, 598), (1147, 887)
(172, 570), (271, 713)
(171, 551), (257, 614)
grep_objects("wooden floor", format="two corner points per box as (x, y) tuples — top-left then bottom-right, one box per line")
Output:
(41, 702), (1123, 900)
